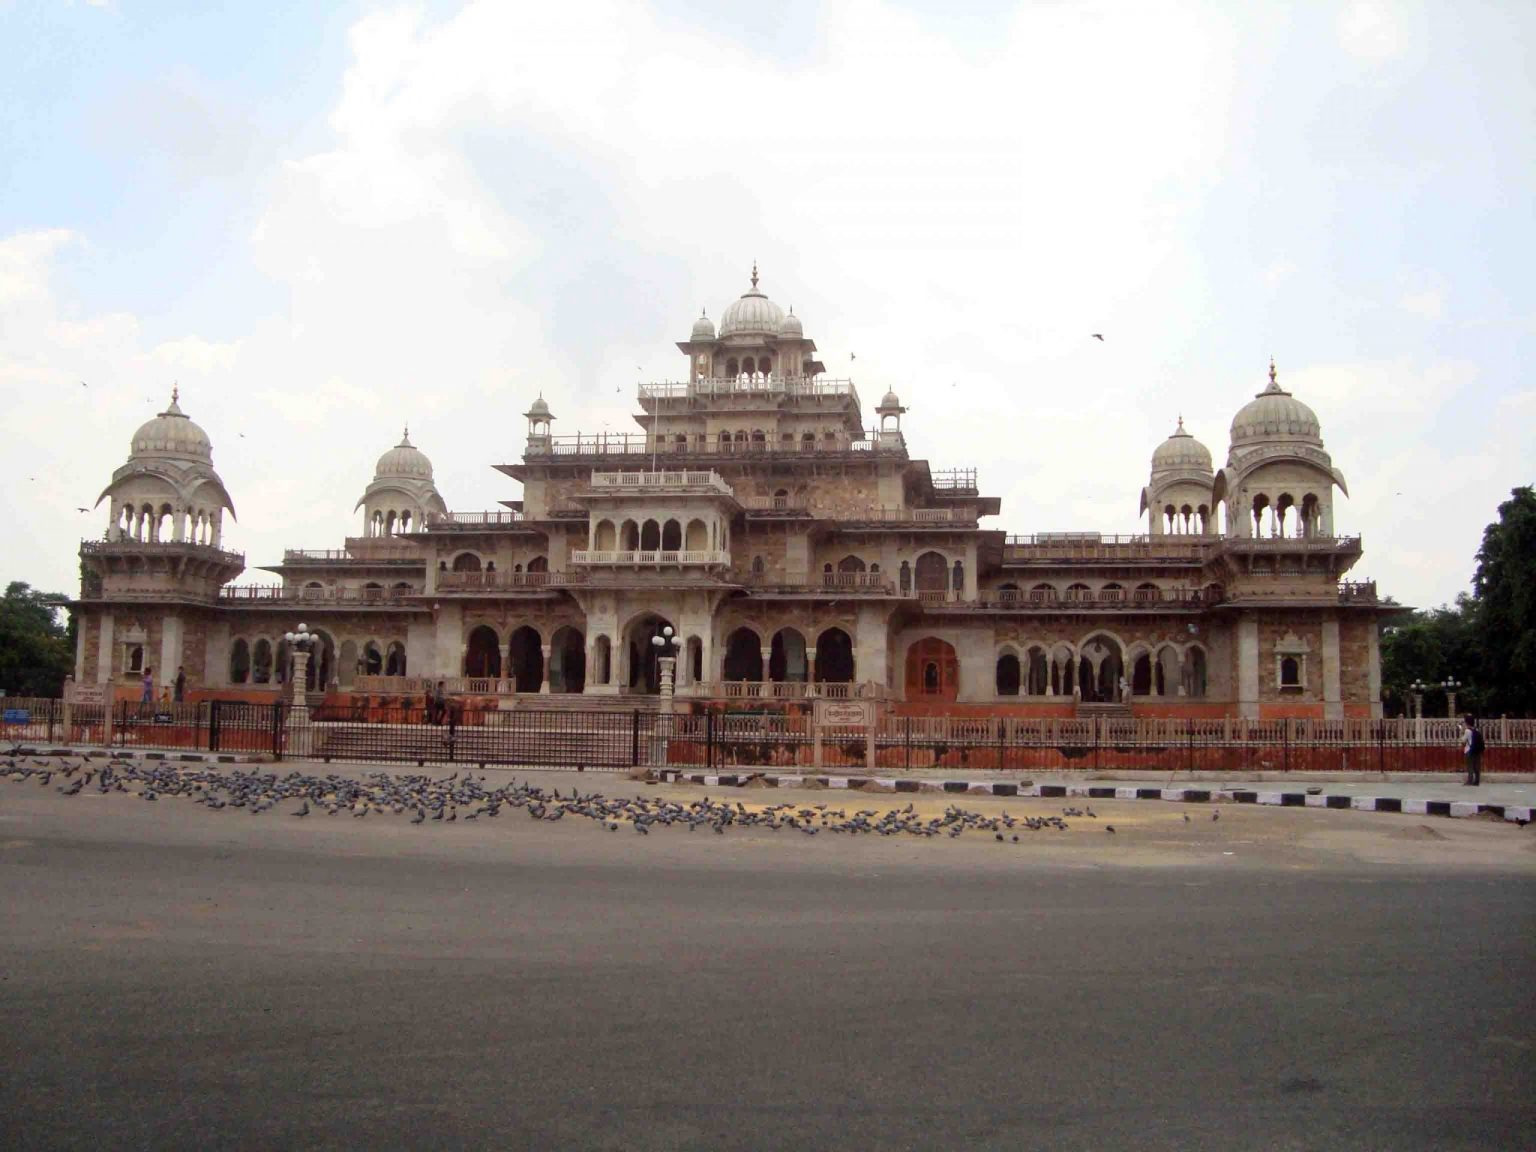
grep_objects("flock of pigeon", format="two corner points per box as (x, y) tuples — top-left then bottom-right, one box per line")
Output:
(1, 752), (1217, 840)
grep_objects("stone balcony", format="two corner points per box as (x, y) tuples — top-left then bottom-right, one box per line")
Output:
(434, 570), (587, 593)
(571, 549), (732, 568)
(584, 470), (735, 498)
(638, 374), (861, 408)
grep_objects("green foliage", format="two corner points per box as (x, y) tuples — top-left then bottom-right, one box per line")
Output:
(1380, 487), (1536, 718)
(1471, 486), (1536, 715)
(0, 582), (73, 698)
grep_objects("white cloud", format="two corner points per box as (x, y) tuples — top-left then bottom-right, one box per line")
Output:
(1337, 2), (1405, 61)
(1399, 290), (1444, 320)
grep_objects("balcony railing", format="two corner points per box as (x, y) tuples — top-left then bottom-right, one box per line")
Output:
(282, 545), (420, 564)
(709, 680), (893, 701)
(587, 470), (735, 496)
(931, 468), (978, 493)
(527, 433), (879, 458)
(218, 584), (419, 606)
(425, 511), (526, 529)
(571, 549), (731, 567)
(81, 539), (244, 565)
(843, 507), (976, 525)
(740, 494), (809, 513)
(435, 571), (587, 591)
(1338, 580), (1379, 604)
(911, 587), (1222, 609)
(638, 375), (859, 403)
(745, 572), (897, 596)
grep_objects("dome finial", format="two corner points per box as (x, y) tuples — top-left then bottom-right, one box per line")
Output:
(172, 382), (179, 404)
(1176, 413), (1184, 433)
(750, 260), (759, 290)
(401, 423), (410, 445)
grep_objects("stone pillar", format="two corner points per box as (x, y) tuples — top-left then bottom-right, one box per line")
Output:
(1321, 615), (1343, 721)
(159, 615), (183, 693)
(540, 645), (552, 693)
(760, 646), (772, 685)
(806, 648), (817, 689)
(1236, 614), (1260, 721)
(1366, 620), (1383, 720)
(97, 613), (115, 685)
(291, 650), (310, 708)
(433, 602), (463, 677)
(74, 615), (88, 683)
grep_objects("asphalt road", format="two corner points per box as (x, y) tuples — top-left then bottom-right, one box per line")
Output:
(2, 773), (1534, 1151)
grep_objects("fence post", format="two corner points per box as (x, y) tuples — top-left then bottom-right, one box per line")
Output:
(1094, 716), (1101, 773)
(272, 701), (283, 760)
(1377, 719), (1384, 774)
(447, 705), (457, 763)
(905, 715), (912, 771)
(631, 709), (641, 768)
(705, 709), (715, 771)
(1283, 719), (1289, 773)
(1187, 716), (1194, 773)
(209, 700), (221, 752)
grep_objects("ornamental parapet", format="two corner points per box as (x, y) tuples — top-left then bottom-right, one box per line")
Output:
(572, 549), (731, 567)
(524, 432), (883, 460)
(583, 470), (735, 498)
(434, 570), (587, 592)
(217, 584), (423, 608)
(917, 587), (1219, 611)
(81, 538), (244, 566)
(638, 375), (860, 407)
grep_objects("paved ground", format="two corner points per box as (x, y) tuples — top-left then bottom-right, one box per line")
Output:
(2, 769), (1534, 1150)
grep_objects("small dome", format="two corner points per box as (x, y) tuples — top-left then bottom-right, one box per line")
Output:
(1230, 362), (1321, 446)
(691, 310), (716, 340)
(1152, 418), (1212, 472)
(375, 428), (433, 479)
(526, 396), (551, 418)
(779, 308), (803, 338)
(719, 263), (784, 337)
(130, 388), (213, 463)
(879, 389), (903, 410)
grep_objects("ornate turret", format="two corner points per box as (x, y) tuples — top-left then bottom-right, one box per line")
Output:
(356, 427), (447, 536)
(1213, 360), (1349, 538)
(1141, 416), (1216, 536)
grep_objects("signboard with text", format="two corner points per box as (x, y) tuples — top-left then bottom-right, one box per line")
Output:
(814, 700), (874, 729)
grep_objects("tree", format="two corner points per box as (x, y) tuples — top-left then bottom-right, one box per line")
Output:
(0, 582), (74, 697)
(1379, 594), (1484, 717)
(1471, 485), (1536, 716)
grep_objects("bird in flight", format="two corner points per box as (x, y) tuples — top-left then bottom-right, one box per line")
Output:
(77, 507), (90, 513)
(850, 352), (856, 361)
(1091, 334), (1105, 341)
(80, 380), (88, 388)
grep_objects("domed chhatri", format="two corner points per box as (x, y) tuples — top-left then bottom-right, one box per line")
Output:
(130, 385), (214, 463)
(374, 427), (434, 480)
(719, 262), (785, 337)
(1151, 416), (1213, 472)
(691, 309), (716, 341)
(99, 385), (236, 548)
(356, 426), (446, 536)
(1230, 359), (1322, 445)
(779, 307), (803, 338)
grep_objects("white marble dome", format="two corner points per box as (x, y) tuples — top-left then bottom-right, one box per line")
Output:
(1152, 418), (1213, 471)
(374, 429), (434, 479)
(691, 311), (716, 340)
(779, 308), (803, 338)
(131, 390), (213, 463)
(1230, 364), (1322, 446)
(719, 266), (784, 337)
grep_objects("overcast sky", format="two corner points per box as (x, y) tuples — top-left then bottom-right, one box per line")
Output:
(3, 0), (1532, 610)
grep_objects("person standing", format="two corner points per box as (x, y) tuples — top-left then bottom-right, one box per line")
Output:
(1462, 715), (1484, 786)
(433, 680), (448, 726)
(140, 667), (154, 704)
(174, 666), (186, 703)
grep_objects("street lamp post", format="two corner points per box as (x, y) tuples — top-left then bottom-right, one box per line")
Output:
(1440, 678), (1462, 719)
(284, 623), (316, 711)
(650, 626), (679, 768)
(1410, 679), (1428, 741)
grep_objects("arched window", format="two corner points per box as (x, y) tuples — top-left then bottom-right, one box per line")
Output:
(464, 626), (501, 678)
(640, 520), (661, 550)
(814, 628), (855, 683)
(661, 520), (682, 550)
(229, 639), (250, 685)
(726, 358), (739, 377)
(952, 559), (965, 593)
(905, 638), (958, 700)
(385, 641), (407, 676)
(1280, 656), (1301, 688)
(915, 551), (948, 592)
(996, 651), (1021, 696)
(527, 555), (549, 573)
(452, 553), (482, 573)
(252, 639), (273, 684)
(899, 561), (911, 593)
(723, 627), (763, 682)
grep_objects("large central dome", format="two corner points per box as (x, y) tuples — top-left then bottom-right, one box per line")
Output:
(718, 264), (785, 337)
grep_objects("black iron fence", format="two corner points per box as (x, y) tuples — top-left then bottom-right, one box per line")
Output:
(4, 698), (1534, 775)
